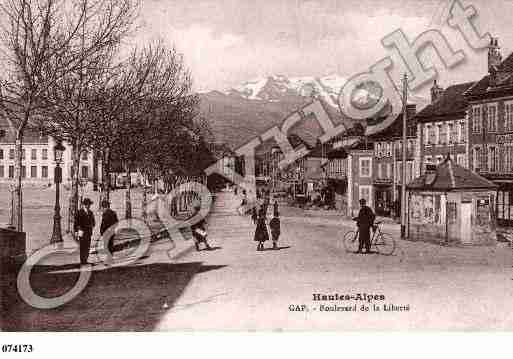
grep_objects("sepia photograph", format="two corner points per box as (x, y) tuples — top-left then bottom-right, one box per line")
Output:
(0, 0), (512, 341)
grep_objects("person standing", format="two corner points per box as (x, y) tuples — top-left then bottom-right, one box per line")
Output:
(100, 199), (118, 255)
(251, 206), (258, 225)
(254, 208), (269, 251)
(74, 198), (96, 266)
(353, 198), (375, 254)
(191, 204), (212, 251)
(269, 209), (281, 250)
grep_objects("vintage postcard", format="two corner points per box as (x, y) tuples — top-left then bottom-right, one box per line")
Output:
(0, 0), (512, 338)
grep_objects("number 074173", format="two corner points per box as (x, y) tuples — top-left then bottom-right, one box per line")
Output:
(1, 344), (33, 353)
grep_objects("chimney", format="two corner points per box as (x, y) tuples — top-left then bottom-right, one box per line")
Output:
(488, 37), (502, 83)
(430, 80), (444, 103)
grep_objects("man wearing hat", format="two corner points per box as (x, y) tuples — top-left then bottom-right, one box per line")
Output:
(353, 198), (375, 254)
(74, 197), (96, 265)
(100, 199), (119, 255)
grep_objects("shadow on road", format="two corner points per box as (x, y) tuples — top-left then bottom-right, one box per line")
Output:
(1, 261), (226, 331)
(260, 246), (291, 251)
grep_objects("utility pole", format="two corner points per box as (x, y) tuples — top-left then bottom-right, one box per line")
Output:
(401, 74), (408, 239)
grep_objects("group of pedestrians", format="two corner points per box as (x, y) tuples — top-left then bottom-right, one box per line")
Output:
(74, 197), (119, 266)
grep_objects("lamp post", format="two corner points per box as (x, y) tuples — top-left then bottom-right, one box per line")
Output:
(50, 140), (65, 244)
(401, 73), (408, 239)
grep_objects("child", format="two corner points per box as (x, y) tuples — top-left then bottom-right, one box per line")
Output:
(253, 208), (269, 251)
(191, 205), (212, 251)
(269, 209), (281, 250)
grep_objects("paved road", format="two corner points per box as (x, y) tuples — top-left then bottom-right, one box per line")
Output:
(3, 190), (513, 330)
(156, 191), (513, 330)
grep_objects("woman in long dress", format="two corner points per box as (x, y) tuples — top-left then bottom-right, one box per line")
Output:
(254, 208), (269, 251)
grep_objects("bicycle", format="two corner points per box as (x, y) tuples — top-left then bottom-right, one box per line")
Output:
(343, 221), (396, 255)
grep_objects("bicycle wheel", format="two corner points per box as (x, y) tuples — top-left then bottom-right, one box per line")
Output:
(343, 231), (359, 253)
(374, 233), (396, 255)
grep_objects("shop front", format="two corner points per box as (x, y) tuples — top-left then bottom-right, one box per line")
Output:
(373, 179), (393, 217)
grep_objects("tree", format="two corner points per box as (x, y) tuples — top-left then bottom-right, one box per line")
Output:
(97, 42), (198, 218)
(30, 0), (137, 231)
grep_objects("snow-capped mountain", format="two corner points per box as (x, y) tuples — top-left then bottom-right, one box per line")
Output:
(226, 74), (346, 108)
(224, 74), (429, 111)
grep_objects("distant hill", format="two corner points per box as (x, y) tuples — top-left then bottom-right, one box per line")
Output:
(198, 74), (429, 151)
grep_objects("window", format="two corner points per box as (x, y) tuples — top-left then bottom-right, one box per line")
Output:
(81, 165), (89, 179)
(509, 146), (513, 173)
(8, 165), (14, 178)
(459, 121), (466, 143)
(448, 122), (456, 144)
(439, 123), (447, 145)
(30, 165), (37, 178)
(407, 161), (413, 182)
(81, 151), (88, 161)
(386, 163), (392, 179)
(473, 146), (482, 171)
(425, 125), (430, 144)
(505, 102), (513, 132)
(9, 149), (14, 160)
(21, 165), (26, 178)
(21, 149), (25, 160)
(407, 139), (414, 154)
(0, 165), (3, 178)
(396, 162), (403, 183)
(489, 146), (498, 172)
(31, 149), (37, 160)
(359, 185), (372, 208)
(378, 163), (383, 179)
(41, 166), (48, 178)
(0, 149), (3, 160)
(359, 157), (371, 178)
(42, 149), (48, 160)
(472, 106), (482, 133)
(488, 104), (497, 132)
(429, 125), (436, 145)
(457, 154), (466, 167)
(499, 145), (506, 173)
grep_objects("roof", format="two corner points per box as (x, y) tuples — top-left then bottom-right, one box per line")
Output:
(415, 82), (475, 122)
(407, 156), (497, 191)
(465, 52), (513, 99)
(369, 106), (417, 141)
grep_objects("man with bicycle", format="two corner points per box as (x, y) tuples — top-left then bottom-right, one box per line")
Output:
(353, 198), (375, 254)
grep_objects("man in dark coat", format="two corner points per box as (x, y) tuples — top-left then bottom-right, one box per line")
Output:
(74, 197), (96, 265)
(353, 198), (375, 254)
(100, 199), (118, 255)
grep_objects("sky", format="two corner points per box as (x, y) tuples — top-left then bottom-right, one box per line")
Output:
(131, 0), (513, 97)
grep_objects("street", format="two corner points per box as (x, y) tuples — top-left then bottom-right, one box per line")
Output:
(2, 190), (513, 331)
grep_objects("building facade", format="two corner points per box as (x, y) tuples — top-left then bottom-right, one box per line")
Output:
(0, 125), (98, 187)
(464, 38), (513, 225)
(415, 81), (473, 175)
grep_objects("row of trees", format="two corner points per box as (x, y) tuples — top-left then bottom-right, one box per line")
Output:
(0, 0), (213, 232)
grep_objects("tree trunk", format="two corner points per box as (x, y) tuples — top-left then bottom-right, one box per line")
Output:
(92, 150), (98, 191)
(125, 163), (132, 219)
(70, 143), (81, 235)
(12, 131), (23, 232)
(141, 173), (147, 220)
(101, 149), (111, 203)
